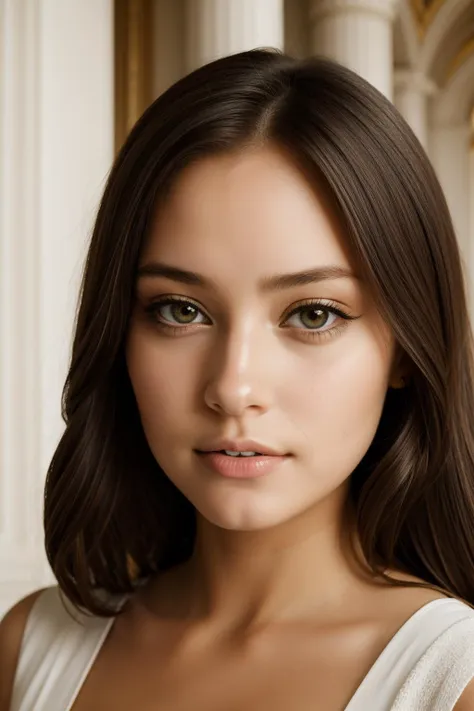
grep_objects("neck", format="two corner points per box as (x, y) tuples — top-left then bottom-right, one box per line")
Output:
(174, 484), (367, 635)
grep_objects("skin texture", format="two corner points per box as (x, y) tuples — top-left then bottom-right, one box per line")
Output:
(125, 144), (406, 634)
(61, 145), (449, 711)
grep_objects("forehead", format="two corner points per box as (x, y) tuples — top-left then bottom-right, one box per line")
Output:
(143, 146), (354, 276)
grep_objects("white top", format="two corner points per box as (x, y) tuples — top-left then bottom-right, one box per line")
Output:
(8, 585), (474, 710)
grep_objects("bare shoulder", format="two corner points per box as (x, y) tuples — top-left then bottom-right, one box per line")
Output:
(365, 569), (449, 621)
(384, 571), (474, 710)
(0, 588), (48, 711)
(382, 569), (450, 601)
(379, 572), (474, 709)
(454, 678), (474, 710)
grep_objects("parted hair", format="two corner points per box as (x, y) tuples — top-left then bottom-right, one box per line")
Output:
(44, 49), (474, 617)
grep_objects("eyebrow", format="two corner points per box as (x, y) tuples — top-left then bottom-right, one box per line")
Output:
(136, 261), (357, 292)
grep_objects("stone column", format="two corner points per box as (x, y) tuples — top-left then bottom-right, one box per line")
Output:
(184, 0), (284, 72)
(431, 123), (472, 267)
(0, 0), (114, 612)
(308, 0), (399, 100)
(394, 70), (437, 150)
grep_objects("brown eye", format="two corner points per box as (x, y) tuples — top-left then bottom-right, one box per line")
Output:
(146, 296), (357, 341)
(168, 302), (200, 324)
(299, 306), (331, 330)
(285, 305), (337, 331)
(145, 298), (208, 327)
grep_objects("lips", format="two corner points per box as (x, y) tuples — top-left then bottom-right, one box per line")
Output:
(196, 450), (289, 478)
(196, 438), (285, 457)
(215, 450), (264, 456)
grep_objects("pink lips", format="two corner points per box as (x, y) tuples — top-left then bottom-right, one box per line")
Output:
(196, 451), (290, 478)
(196, 437), (285, 457)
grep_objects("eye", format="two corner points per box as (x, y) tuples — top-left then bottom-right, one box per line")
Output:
(284, 303), (339, 331)
(280, 299), (357, 341)
(144, 296), (358, 340)
(147, 298), (207, 327)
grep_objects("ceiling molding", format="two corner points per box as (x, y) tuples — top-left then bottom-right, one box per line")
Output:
(410, 0), (447, 39)
(114, 0), (154, 153)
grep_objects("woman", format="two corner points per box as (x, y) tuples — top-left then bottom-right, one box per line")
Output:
(2, 49), (474, 711)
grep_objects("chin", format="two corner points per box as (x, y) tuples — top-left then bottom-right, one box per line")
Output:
(193, 496), (298, 532)
(202, 514), (282, 532)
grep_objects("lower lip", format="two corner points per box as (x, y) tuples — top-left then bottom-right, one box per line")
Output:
(196, 451), (290, 478)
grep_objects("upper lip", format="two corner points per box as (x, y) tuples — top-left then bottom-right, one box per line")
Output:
(196, 439), (287, 456)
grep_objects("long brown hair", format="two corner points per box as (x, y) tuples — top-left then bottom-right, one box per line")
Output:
(44, 49), (474, 617)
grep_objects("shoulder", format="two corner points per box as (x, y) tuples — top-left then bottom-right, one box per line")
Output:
(454, 678), (474, 710)
(394, 596), (474, 710)
(0, 588), (48, 711)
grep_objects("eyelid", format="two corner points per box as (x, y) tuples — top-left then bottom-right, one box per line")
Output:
(281, 297), (355, 322)
(143, 295), (358, 334)
(148, 295), (211, 323)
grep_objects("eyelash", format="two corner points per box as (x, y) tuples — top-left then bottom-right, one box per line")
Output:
(143, 296), (358, 342)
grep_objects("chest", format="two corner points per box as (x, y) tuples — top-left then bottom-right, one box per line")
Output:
(70, 620), (385, 711)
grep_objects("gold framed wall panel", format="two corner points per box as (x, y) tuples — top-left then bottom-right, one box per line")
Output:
(446, 37), (474, 81)
(115, 0), (154, 153)
(115, 0), (154, 578)
(444, 37), (474, 148)
(410, 0), (447, 39)
(471, 106), (474, 149)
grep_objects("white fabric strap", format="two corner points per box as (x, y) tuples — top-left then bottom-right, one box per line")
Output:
(392, 617), (474, 710)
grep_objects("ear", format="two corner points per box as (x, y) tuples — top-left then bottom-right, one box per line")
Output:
(389, 346), (412, 390)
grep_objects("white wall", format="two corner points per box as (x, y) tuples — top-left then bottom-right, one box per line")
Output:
(0, 0), (114, 616)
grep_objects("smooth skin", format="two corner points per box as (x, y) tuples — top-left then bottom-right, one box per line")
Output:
(3, 145), (472, 710)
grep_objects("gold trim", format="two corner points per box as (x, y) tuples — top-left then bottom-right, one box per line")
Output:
(471, 107), (474, 150)
(114, 0), (154, 153)
(410, 0), (447, 39)
(445, 40), (474, 150)
(446, 37), (474, 82)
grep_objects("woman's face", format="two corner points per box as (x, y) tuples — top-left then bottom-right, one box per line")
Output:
(126, 145), (397, 532)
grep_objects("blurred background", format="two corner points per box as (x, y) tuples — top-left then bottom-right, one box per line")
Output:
(1, 0), (474, 614)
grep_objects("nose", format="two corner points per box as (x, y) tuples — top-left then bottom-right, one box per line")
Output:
(203, 322), (275, 418)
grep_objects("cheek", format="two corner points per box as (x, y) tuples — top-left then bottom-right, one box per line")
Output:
(126, 319), (392, 486)
(125, 330), (194, 444)
(285, 330), (391, 473)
